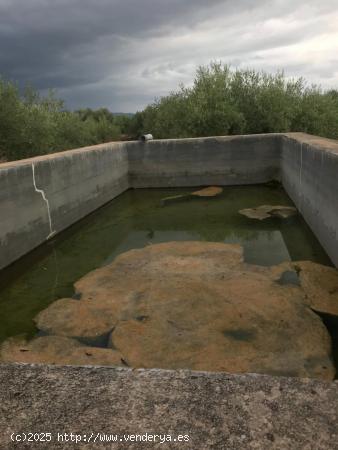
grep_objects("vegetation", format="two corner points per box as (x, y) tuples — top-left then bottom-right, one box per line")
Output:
(1, 62), (338, 161)
(130, 63), (338, 140)
(0, 79), (131, 161)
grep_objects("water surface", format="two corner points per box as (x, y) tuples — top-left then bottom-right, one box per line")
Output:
(0, 185), (332, 344)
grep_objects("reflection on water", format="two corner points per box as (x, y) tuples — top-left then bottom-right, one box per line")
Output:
(0, 185), (332, 343)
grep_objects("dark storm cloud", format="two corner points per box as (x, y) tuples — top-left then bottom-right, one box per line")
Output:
(0, 0), (337, 111)
(0, 0), (229, 84)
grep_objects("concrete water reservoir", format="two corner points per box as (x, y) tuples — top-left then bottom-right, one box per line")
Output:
(1, 132), (338, 448)
(1, 132), (338, 270)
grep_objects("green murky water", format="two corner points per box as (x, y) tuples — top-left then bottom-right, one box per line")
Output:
(0, 185), (332, 345)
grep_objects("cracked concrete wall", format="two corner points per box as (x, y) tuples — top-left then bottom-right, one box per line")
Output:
(0, 132), (338, 271)
(32, 163), (56, 239)
(0, 134), (282, 271)
(0, 142), (129, 270)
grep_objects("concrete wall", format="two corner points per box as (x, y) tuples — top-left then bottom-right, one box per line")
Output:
(281, 133), (338, 267)
(0, 134), (281, 271)
(0, 143), (128, 270)
(1, 132), (338, 270)
(128, 134), (281, 187)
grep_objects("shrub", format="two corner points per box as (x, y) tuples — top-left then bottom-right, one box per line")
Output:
(0, 79), (129, 161)
(130, 63), (338, 140)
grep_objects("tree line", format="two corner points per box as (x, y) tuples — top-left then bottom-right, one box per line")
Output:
(1, 63), (338, 161)
(0, 80), (131, 161)
(130, 63), (338, 140)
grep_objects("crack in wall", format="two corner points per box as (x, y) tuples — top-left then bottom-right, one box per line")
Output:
(32, 163), (56, 240)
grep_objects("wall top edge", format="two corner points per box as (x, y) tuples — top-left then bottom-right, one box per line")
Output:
(283, 132), (338, 155)
(0, 140), (131, 170)
(139, 133), (283, 143)
(1, 132), (337, 170)
(0, 134), (283, 170)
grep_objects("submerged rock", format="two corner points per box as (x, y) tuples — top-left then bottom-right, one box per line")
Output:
(239, 205), (297, 220)
(192, 186), (223, 197)
(3, 242), (336, 380)
(110, 275), (333, 379)
(34, 298), (117, 342)
(293, 261), (338, 316)
(74, 241), (244, 296)
(0, 335), (123, 366)
(161, 186), (223, 206)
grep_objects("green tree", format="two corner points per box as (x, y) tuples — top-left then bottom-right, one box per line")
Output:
(130, 63), (338, 141)
(1, 63), (338, 162)
(0, 79), (126, 161)
(292, 87), (338, 139)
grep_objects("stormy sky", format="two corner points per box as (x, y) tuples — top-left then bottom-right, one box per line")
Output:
(0, 0), (337, 112)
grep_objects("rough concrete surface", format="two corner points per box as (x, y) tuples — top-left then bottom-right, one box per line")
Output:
(282, 133), (338, 267)
(0, 142), (129, 271)
(1, 132), (338, 269)
(0, 364), (338, 449)
(127, 134), (281, 189)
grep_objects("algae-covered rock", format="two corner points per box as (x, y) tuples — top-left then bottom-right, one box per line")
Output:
(74, 241), (244, 298)
(4, 241), (336, 380)
(0, 335), (124, 366)
(109, 272), (333, 380)
(293, 261), (338, 316)
(34, 298), (117, 342)
(192, 186), (223, 197)
(239, 205), (297, 220)
(271, 206), (297, 219)
(161, 186), (223, 205)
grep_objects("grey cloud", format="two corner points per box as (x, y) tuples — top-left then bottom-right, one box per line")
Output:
(0, 0), (337, 111)
(0, 0), (229, 89)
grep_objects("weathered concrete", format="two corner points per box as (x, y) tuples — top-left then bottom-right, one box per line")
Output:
(281, 133), (338, 267)
(0, 364), (337, 449)
(0, 143), (128, 270)
(128, 134), (281, 188)
(1, 131), (338, 269)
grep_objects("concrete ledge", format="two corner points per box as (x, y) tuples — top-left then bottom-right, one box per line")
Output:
(0, 364), (337, 449)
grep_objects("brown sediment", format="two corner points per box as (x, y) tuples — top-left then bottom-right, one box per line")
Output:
(1, 241), (336, 380)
